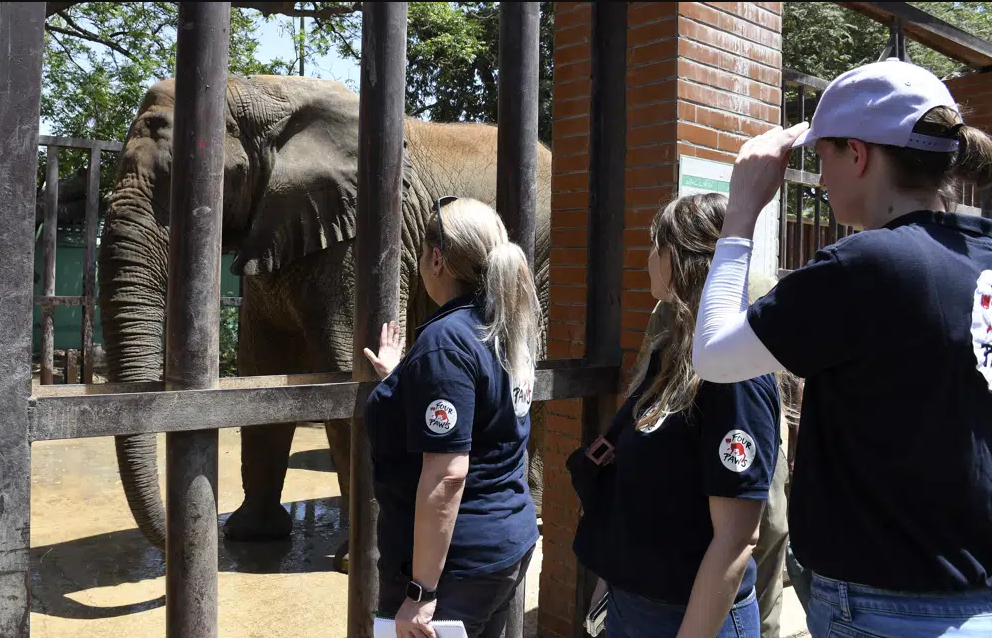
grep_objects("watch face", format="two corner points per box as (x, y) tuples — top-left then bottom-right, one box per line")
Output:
(406, 580), (423, 602)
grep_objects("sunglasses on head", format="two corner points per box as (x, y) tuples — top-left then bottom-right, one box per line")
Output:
(434, 195), (459, 252)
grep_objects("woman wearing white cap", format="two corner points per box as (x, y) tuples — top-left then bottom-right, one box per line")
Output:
(692, 58), (992, 636)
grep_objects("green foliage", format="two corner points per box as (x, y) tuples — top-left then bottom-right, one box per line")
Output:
(219, 306), (240, 378)
(40, 3), (289, 192)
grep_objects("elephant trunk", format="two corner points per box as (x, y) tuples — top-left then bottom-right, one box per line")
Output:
(98, 172), (171, 551)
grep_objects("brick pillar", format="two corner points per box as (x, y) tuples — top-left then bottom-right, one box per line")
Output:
(540, 3), (782, 637)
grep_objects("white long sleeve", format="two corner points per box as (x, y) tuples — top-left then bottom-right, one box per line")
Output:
(693, 237), (785, 382)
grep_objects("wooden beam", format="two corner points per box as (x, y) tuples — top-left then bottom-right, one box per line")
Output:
(0, 3), (46, 636)
(784, 68), (829, 91)
(28, 364), (619, 442)
(838, 2), (992, 70)
(38, 134), (123, 152)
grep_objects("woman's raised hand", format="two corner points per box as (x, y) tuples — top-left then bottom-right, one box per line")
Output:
(363, 321), (405, 379)
(723, 121), (809, 239)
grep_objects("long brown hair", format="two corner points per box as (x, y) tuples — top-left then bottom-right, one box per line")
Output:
(627, 192), (727, 430)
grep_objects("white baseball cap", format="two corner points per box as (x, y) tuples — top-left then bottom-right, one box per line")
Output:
(792, 58), (960, 152)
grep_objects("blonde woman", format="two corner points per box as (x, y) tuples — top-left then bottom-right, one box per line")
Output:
(569, 192), (781, 638)
(363, 197), (541, 638)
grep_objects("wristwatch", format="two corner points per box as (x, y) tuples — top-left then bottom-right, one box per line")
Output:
(405, 579), (438, 603)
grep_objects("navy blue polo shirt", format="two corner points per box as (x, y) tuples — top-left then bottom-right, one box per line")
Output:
(365, 293), (539, 579)
(570, 350), (781, 605)
(748, 210), (992, 592)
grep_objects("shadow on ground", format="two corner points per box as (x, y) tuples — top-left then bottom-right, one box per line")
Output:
(31, 496), (346, 620)
(287, 448), (335, 473)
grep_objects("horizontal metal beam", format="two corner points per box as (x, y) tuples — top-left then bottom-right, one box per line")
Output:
(35, 295), (240, 307)
(785, 168), (821, 188)
(38, 135), (123, 152)
(838, 2), (992, 70)
(28, 363), (618, 441)
(784, 68), (829, 91)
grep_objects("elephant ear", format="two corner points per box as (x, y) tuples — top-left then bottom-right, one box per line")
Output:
(231, 79), (414, 276)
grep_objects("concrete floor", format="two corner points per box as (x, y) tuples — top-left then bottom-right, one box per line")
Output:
(28, 423), (807, 637)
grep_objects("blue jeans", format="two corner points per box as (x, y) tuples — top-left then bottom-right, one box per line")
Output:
(808, 572), (992, 637)
(605, 585), (760, 638)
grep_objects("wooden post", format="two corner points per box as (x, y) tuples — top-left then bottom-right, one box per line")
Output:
(42, 146), (59, 385)
(81, 146), (100, 384)
(0, 3), (45, 636)
(574, 4), (627, 637)
(497, 5), (541, 636)
(164, 4), (230, 638)
(66, 349), (80, 385)
(497, 2), (540, 270)
(351, 4), (407, 637)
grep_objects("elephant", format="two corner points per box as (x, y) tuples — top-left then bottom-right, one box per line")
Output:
(97, 74), (551, 562)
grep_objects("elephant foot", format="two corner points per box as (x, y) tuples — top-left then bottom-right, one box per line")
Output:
(223, 500), (293, 542)
(333, 538), (349, 574)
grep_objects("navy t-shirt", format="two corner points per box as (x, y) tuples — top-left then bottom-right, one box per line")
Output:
(748, 210), (992, 592)
(570, 350), (781, 605)
(365, 293), (539, 579)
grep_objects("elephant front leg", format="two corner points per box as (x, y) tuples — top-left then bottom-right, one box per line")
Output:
(528, 401), (546, 520)
(224, 422), (297, 542)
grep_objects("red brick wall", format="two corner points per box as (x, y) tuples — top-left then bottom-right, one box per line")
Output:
(947, 71), (992, 134)
(540, 3), (782, 637)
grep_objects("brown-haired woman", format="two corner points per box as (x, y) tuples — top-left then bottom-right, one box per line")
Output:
(694, 59), (992, 636)
(568, 192), (783, 638)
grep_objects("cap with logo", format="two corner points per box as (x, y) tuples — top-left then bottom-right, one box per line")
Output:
(792, 58), (961, 153)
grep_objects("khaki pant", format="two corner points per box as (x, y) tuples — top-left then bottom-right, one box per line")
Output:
(754, 445), (789, 638)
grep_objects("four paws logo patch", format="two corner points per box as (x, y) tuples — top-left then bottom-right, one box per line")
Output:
(425, 399), (458, 435)
(971, 270), (992, 391)
(720, 429), (756, 473)
(510, 374), (534, 418)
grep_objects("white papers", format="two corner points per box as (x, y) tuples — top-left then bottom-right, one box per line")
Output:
(373, 617), (469, 638)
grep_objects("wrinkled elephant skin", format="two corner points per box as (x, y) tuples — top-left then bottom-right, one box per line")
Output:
(97, 75), (551, 560)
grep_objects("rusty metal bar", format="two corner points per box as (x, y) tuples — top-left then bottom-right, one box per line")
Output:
(0, 3), (45, 636)
(497, 1), (540, 270)
(164, 4), (230, 637)
(575, 3), (628, 637)
(38, 134), (124, 152)
(81, 146), (100, 384)
(29, 364), (617, 442)
(497, 5), (541, 635)
(352, 3), (407, 636)
(779, 73), (789, 271)
(793, 86), (806, 270)
(41, 146), (59, 385)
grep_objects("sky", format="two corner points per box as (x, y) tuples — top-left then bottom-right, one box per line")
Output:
(39, 16), (361, 136)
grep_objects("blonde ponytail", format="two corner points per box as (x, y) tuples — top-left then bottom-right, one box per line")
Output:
(481, 241), (541, 385)
(425, 197), (541, 383)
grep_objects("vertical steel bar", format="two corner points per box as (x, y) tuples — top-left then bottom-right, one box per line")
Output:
(42, 146), (60, 385)
(497, 6), (540, 635)
(351, 4), (407, 637)
(81, 147), (100, 384)
(793, 87), (806, 269)
(164, 4), (230, 638)
(497, 2), (540, 270)
(575, 4), (627, 637)
(813, 153), (822, 253)
(0, 3), (45, 636)
(779, 76), (788, 271)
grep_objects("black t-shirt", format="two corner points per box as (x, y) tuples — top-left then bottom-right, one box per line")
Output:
(364, 294), (539, 579)
(748, 210), (992, 592)
(570, 350), (781, 605)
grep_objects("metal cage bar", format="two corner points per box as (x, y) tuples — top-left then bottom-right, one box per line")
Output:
(573, 3), (628, 637)
(162, 4), (231, 636)
(41, 146), (59, 385)
(0, 4), (46, 636)
(349, 3), (408, 636)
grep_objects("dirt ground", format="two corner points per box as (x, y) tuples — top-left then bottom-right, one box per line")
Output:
(27, 415), (807, 638)
(28, 425), (543, 638)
